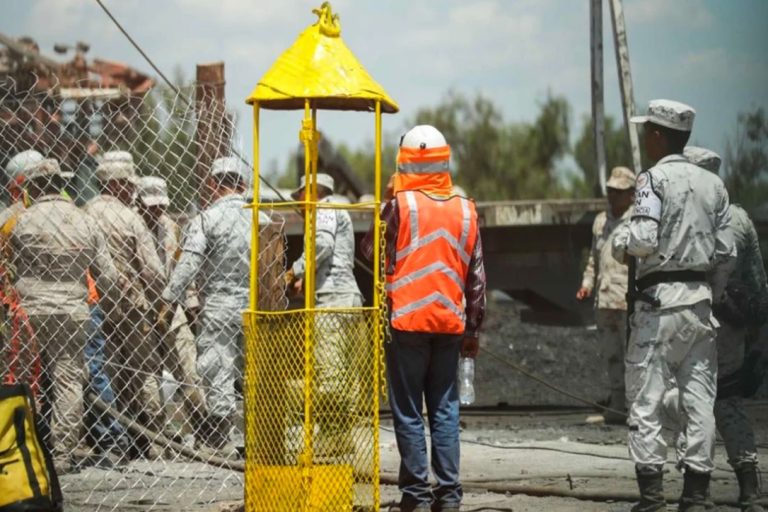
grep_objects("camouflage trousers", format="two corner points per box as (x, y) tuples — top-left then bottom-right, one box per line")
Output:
(286, 293), (364, 461)
(195, 313), (243, 420)
(28, 314), (89, 461)
(595, 308), (626, 410)
(714, 322), (757, 469)
(626, 300), (717, 473)
(104, 309), (164, 435)
(664, 322), (759, 469)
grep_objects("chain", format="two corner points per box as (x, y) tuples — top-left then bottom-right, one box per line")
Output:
(377, 220), (389, 403)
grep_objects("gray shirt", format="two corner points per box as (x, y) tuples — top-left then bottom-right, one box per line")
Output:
(291, 196), (362, 305)
(162, 193), (253, 325)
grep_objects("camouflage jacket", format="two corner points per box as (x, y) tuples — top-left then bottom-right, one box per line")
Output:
(291, 196), (362, 305)
(613, 154), (736, 309)
(10, 195), (119, 318)
(581, 208), (631, 310)
(162, 193), (253, 325)
(85, 194), (165, 312)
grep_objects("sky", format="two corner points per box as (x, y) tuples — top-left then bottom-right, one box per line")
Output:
(3, 0), (767, 189)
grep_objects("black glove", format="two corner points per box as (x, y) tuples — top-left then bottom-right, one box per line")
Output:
(713, 292), (747, 328)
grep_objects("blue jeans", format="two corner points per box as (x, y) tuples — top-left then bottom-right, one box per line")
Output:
(84, 305), (128, 449)
(386, 329), (463, 509)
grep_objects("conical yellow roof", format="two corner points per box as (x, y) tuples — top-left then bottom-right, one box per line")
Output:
(246, 3), (398, 113)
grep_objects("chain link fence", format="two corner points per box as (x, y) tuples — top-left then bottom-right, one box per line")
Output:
(0, 72), (292, 510)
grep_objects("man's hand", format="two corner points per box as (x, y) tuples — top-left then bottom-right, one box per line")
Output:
(156, 300), (174, 332)
(461, 336), (479, 358)
(384, 174), (396, 201)
(284, 269), (296, 288)
(289, 278), (303, 297)
(183, 306), (200, 337)
(576, 287), (592, 301)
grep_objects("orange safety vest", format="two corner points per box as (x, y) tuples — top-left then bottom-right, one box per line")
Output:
(387, 190), (478, 334)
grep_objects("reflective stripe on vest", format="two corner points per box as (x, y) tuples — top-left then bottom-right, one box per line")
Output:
(388, 191), (477, 334)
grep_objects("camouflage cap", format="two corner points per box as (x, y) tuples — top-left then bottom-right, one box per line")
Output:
(631, 99), (695, 132)
(211, 156), (248, 182)
(137, 176), (170, 207)
(25, 158), (62, 180)
(96, 150), (137, 182)
(684, 146), (721, 174)
(291, 173), (335, 199)
(606, 166), (636, 190)
(5, 149), (44, 181)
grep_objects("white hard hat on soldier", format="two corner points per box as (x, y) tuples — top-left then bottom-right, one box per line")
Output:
(400, 125), (447, 149)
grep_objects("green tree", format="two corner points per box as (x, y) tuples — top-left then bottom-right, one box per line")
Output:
(572, 115), (634, 197)
(723, 107), (768, 213)
(410, 91), (571, 200)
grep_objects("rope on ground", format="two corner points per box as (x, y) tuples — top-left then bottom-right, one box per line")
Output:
(479, 346), (628, 418)
(87, 392), (245, 472)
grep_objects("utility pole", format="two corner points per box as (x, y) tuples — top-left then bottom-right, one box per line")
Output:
(195, 61), (230, 205)
(590, 0), (607, 195)
(609, 0), (643, 176)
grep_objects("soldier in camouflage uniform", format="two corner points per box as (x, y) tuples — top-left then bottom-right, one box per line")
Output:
(6, 159), (119, 472)
(613, 100), (736, 512)
(285, 173), (363, 460)
(84, 151), (166, 459)
(0, 150), (43, 378)
(136, 176), (203, 435)
(161, 157), (254, 452)
(684, 146), (768, 512)
(577, 166), (635, 423)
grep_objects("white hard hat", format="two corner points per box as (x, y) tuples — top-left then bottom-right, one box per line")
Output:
(399, 125), (447, 149)
(397, 125), (451, 174)
(5, 150), (44, 181)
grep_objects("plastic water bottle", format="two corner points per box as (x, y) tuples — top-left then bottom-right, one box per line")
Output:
(459, 357), (475, 405)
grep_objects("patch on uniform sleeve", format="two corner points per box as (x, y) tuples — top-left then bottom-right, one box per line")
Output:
(632, 171), (661, 222)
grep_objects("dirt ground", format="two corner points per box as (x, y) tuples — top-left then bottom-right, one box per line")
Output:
(59, 296), (768, 510)
(60, 403), (768, 511)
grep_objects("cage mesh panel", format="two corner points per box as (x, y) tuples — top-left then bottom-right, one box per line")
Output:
(0, 73), (291, 511)
(244, 309), (378, 511)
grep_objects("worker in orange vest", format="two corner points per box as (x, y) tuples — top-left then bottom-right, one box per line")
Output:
(362, 125), (486, 512)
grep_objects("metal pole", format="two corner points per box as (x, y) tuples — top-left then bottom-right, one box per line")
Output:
(590, 0), (607, 195)
(609, 0), (642, 176)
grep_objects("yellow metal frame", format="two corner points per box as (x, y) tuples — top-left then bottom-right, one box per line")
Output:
(245, 6), (394, 510)
(247, 99), (385, 511)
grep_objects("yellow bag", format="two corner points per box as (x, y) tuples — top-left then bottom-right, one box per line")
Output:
(0, 384), (62, 511)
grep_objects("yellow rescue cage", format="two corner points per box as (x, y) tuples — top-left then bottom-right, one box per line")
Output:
(243, 3), (397, 511)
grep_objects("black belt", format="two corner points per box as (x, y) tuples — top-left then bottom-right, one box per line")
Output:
(636, 270), (707, 292)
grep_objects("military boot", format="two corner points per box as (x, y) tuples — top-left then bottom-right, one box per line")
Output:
(735, 463), (767, 512)
(632, 468), (666, 512)
(679, 467), (714, 511)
